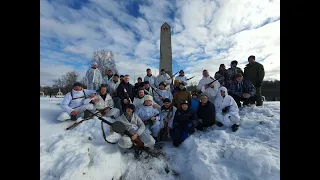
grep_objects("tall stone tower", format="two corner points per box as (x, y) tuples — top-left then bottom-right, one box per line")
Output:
(159, 22), (172, 77)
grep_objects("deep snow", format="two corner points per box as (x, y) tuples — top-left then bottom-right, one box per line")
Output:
(40, 97), (280, 180)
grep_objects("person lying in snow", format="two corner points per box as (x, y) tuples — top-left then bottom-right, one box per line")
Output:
(84, 83), (120, 118)
(116, 104), (155, 149)
(170, 100), (200, 147)
(134, 95), (161, 141)
(214, 86), (240, 132)
(57, 82), (96, 121)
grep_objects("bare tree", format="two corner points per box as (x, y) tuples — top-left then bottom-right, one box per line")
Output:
(62, 71), (79, 89)
(53, 78), (65, 88)
(92, 50), (118, 77)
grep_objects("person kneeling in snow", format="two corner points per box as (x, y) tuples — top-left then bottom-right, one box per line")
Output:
(57, 82), (96, 121)
(116, 104), (155, 149)
(214, 87), (240, 132)
(135, 95), (161, 141)
(159, 98), (177, 141)
(196, 94), (216, 131)
(170, 100), (200, 147)
(85, 84), (120, 118)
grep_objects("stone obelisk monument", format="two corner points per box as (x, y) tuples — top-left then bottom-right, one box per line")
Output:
(159, 22), (172, 77)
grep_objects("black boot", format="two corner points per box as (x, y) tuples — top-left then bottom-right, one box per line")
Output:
(173, 141), (181, 147)
(231, 124), (239, 132)
(83, 110), (90, 119)
(216, 122), (223, 127)
(134, 148), (142, 158)
(70, 114), (77, 121)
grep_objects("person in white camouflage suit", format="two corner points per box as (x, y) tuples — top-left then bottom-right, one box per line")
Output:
(84, 62), (103, 91)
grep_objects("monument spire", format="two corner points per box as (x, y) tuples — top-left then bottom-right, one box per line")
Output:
(159, 22), (173, 78)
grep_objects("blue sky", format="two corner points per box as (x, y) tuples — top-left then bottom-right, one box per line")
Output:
(40, 0), (280, 86)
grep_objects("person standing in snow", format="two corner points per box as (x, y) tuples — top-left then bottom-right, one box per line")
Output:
(243, 55), (265, 106)
(197, 70), (220, 103)
(229, 73), (256, 107)
(84, 84), (120, 118)
(156, 69), (172, 90)
(103, 69), (114, 85)
(214, 64), (230, 89)
(116, 104), (155, 151)
(172, 82), (191, 109)
(214, 87), (240, 132)
(144, 68), (157, 88)
(107, 74), (121, 96)
(57, 82), (96, 121)
(135, 95), (161, 141)
(153, 82), (173, 107)
(175, 70), (188, 86)
(170, 100), (200, 147)
(196, 94), (216, 131)
(116, 75), (135, 114)
(85, 62), (103, 91)
(227, 60), (244, 84)
(159, 98), (177, 141)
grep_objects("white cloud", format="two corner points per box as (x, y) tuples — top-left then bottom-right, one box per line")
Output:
(40, 0), (280, 86)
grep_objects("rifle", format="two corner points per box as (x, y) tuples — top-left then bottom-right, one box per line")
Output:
(150, 86), (163, 98)
(65, 111), (100, 130)
(206, 77), (218, 86)
(159, 106), (173, 141)
(167, 71), (180, 80)
(186, 76), (195, 81)
(123, 87), (132, 104)
(143, 113), (160, 126)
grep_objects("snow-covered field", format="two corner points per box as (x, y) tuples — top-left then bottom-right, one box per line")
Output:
(40, 97), (280, 180)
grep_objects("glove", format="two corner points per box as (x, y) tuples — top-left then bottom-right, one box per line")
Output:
(222, 106), (230, 113)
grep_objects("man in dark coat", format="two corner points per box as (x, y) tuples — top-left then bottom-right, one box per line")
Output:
(170, 100), (200, 147)
(229, 73), (256, 107)
(214, 64), (230, 88)
(116, 75), (135, 113)
(244, 55), (265, 106)
(197, 94), (216, 130)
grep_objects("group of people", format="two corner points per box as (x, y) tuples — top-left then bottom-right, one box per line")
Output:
(56, 55), (265, 157)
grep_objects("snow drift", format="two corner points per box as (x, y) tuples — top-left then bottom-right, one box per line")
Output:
(40, 97), (280, 180)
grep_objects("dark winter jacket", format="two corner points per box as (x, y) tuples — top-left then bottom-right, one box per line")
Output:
(190, 98), (199, 112)
(229, 79), (256, 98)
(244, 62), (265, 87)
(117, 81), (135, 103)
(214, 70), (230, 88)
(173, 88), (191, 109)
(173, 108), (199, 132)
(197, 101), (216, 126)
(133, 82), (144, 97)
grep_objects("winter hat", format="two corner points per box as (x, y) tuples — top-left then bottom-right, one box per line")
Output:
(73, 82), (82, 87)
(161, 69), (165, 72)
(220, 64), (225, 67)
(159, 81), (166, 87)
(144, 95), (153, 102)
(179, 70), (184, 73)
(126, 104), (135, 112)
(144, 81), (149, 84)
(180, 100), (188, 105)
(248, 55), (255, 60)
(235, 73), (243, 78)
(100, 83), (108, 88)
(114, 74), (119, 77)
(120, 75), (124, 78)
(163, 98), (171, 103)
(137, 87), (145, 92)
(231, 60), (238, 65)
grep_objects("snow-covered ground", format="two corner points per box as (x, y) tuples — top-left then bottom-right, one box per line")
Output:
(40, 97), (280, 180)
